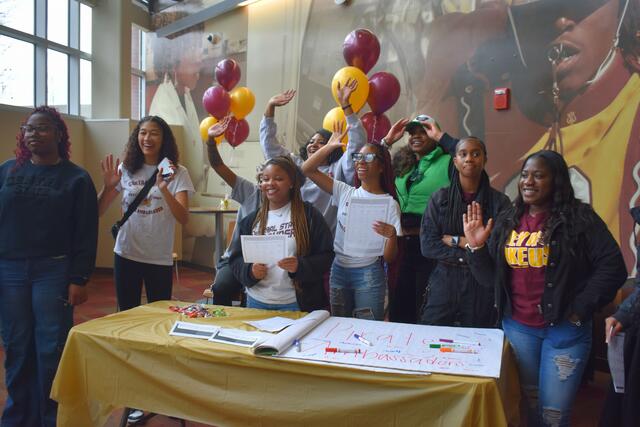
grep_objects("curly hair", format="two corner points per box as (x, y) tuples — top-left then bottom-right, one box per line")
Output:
(122, 115), (179, 174)
(253, 156), (310, 259)
(354, 142), (398, 202)
(14, 106), (71, 168)
(619, 0), (640, 72)
(392, 145), (418, 178)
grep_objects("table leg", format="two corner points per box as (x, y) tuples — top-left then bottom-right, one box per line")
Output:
(214, 212), (225, 265)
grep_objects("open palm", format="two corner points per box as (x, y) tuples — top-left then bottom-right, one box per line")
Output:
(101, 154), (121, 189)
(463, 201), (493, 248)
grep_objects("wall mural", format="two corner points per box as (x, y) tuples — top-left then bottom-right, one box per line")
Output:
(144, 4), (248, 267)
(298, 0), (640, 272)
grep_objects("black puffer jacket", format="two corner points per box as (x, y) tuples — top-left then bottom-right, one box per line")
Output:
(228, 202), (334, 312)
(468, 203), (627, 325)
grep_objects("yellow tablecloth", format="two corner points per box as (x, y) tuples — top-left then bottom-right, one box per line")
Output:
(51, 301), (520, 427)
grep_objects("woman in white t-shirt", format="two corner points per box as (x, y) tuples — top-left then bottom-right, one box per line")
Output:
(228, 156), (334, 312)
(98, 115), (195, 311)
(301, 125), (402, 320)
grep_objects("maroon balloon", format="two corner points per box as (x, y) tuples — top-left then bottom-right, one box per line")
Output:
(215, 59), (241, 91)
(367, 72), (401, 115)
(361, 112), (391, 144)
(343, 29), (380, 74)
(202, 86), (231, 119)
(225, 117), (250, 147)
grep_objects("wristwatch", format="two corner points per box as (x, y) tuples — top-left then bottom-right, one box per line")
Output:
(381, 138), (391, 149)
(450, 235), (460, 247)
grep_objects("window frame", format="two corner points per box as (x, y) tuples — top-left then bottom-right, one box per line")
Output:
(0, 0), (92, 116)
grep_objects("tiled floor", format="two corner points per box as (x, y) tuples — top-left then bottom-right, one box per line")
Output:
(0, 266), (610, 426)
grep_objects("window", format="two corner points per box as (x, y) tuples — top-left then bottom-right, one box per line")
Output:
(0, 0), (93, 116)
(131, 25), (146, 120)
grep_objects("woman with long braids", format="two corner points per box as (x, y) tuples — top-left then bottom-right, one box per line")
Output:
(419, 136), (509, 327)
(228, 156), (333, 311)
(463, 150), (627, 427)
(0, 106), (98, 426)
(302, 125), (401, 320)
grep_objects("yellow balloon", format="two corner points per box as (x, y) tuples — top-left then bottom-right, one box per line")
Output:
(331, 66), (369, 113)
(229, 87), (255, 120)
(322, 107), (348, 148)
(199, 116), (224, 144)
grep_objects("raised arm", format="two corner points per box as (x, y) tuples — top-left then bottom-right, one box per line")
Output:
(260, 90), (296, 160)
(464, 201), (498, 289)
(206, 115), (237, 188)
(334, 79), (366, 185)
(97, 154), (121, 217)
(301, 123), (348, 195)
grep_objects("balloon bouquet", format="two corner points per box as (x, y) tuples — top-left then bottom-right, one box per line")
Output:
(324, 29), (401, 146)
(199, 59), (256, 147)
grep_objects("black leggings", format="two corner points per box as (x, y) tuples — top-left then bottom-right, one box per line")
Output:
(114, 253), (173, 311)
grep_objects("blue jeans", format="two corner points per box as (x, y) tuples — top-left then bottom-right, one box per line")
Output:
(0, 256), (73, 427)
(502, 316), (592, 427)
(329, 260), (386, 320)
(246, 294), (299, 311)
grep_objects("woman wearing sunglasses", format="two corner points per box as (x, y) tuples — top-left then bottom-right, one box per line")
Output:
(302, 125), (401, 320)
(260, 79), (366, 235)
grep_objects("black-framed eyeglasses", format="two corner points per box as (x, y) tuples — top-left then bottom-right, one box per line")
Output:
(351, 152), (382, 163)
(20, 125), (53, 134)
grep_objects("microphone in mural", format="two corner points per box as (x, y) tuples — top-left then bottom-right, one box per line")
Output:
(200, 58), (255, 148)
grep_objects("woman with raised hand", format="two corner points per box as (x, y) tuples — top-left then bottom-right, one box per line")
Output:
(228, 156), (333, 311)
(98, 115), (194, 312)
(205, 116), (261, 306)
(0, 106), (98, 427)
(420, 136), (510, 327)
(260, 79), (366, 234)
(463, 150), (627, 427)
(302, 124), (401, 320)
(381, 115), (452, 324)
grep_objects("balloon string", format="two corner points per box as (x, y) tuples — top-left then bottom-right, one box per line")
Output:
(371, 115), (377, 144)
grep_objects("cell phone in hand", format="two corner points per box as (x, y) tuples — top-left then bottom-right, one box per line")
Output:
(158, 157), (174, 180)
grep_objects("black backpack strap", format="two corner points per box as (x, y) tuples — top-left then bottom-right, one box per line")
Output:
(116, 168), (158, 228)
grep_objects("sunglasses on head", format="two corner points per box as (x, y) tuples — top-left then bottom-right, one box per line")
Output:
(351, 152), (382, 163)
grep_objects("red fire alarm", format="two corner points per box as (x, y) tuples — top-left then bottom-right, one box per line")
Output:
(494, 87), (510, 110)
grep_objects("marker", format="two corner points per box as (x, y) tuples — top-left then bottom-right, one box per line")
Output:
(440, 347), (478, 354)
(353, 334), (372, 346)
(293, 339), (301, 352)
(429, 343), (472, 349)
(325, 347), (361, 354)
(439, 338), (481, 346)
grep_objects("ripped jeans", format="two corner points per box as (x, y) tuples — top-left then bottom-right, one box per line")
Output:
(329, 260), (385, 320)
(502, 316), (592, 427)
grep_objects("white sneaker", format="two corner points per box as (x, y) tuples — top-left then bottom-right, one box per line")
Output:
(127, 409), (144, 423)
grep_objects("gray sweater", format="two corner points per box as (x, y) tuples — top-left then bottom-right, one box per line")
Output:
(259, 113), (366, 235)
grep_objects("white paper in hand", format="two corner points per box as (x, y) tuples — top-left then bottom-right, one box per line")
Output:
(344, 197), (390, 256)
(241, 235), (287, 264)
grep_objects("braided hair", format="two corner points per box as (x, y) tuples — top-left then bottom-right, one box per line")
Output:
(253, 156), (310, 257)
(443, 137), (493, 236)
(354, 141), (398, 201)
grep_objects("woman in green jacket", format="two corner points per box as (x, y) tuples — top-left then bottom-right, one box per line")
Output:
(382, 115), (452, 323)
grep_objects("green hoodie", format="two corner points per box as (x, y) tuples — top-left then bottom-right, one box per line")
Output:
(395, 146), (451, 216)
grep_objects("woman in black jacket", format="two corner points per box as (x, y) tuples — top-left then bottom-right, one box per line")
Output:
(463, 150), (627, 427)
(229, 155), (333, 312)
(420, 136), (510, 327)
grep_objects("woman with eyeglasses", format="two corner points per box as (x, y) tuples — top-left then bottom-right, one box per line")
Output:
(420, 136), (510, 327)
(302, 125), (401, 320)
(380, 116), (452, 323)
(463, 150), (626, 427)
(228, 156), (334, 311)
(260, 79), (366, 235)
(0, 106), (98, 426)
